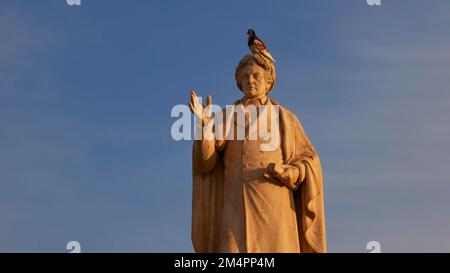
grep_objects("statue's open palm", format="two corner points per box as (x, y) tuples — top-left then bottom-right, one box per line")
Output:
(189, 91), (212, 125)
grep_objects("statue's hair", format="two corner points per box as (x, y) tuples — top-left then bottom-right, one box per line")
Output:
(235, 54), (276, 93)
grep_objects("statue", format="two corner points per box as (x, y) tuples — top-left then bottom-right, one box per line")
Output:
(189, 30), (326, 253)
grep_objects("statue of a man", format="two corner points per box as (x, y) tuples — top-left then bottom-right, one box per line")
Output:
(189, 54), (326, 253)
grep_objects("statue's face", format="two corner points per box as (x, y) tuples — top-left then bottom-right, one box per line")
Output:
(239, 63), (268, 99)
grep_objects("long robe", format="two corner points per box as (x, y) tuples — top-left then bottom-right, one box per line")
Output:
(191, 98), (326, 253)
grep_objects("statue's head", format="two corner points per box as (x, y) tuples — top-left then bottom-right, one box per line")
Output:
(235, 55), (276, 98)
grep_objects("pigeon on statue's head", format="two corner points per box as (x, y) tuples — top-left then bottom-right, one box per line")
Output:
(247, 29), (276, 63)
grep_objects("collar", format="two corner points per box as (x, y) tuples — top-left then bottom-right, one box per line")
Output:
(240, 96), (269, 107)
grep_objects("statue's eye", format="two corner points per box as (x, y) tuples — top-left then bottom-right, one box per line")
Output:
(254, 73), (261, 79)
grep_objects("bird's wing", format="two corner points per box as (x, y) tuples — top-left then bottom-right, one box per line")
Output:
(254, 38), (276, 63)
(260, 49), (276, 63)
(254, 38), (267, 51)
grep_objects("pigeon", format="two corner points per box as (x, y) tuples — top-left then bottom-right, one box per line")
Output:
(247, 29), (276, 63)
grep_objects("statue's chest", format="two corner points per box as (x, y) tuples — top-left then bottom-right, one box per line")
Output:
(224, 137), (284, 169)
(223, 105), (284, 170)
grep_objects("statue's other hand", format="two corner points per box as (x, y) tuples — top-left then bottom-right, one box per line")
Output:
(189, 91), (212, 125)
(264, 163), (300, 190)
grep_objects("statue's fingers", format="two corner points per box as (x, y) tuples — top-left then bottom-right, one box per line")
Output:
(191, 91), (197, 102)
(193, 97), (202, 110)
(192, 92), (201, 105)
(264, 172), (280, 184)
(272, 171), (283, 180)
(263, 172), (272, 179)
(204, 96), (212, 117)
(192, 93), (198, 103)
(273, 171), (289, 182)
(273, 163), (284, 174)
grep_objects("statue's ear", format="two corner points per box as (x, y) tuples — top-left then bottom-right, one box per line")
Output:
(265, 80), (273, 94)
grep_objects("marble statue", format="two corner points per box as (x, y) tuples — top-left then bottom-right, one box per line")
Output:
(189, 32), (326, 253)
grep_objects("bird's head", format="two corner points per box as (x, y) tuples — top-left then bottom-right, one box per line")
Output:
(247, 29), (255, 36)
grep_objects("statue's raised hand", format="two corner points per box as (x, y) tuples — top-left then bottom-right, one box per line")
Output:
(189, 91), (212, 126)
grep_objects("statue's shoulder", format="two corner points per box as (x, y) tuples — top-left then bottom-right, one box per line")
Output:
(270, 98), (301, 125)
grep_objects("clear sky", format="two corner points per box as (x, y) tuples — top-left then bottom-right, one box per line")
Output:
(1, 0), (450, 252)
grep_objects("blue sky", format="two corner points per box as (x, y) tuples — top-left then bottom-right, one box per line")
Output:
(1, 0), (450, 252)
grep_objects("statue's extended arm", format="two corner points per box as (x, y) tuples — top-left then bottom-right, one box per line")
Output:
(195, 137), (220, 173)
(190, 91), (221, 173)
